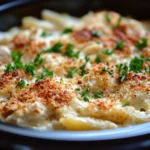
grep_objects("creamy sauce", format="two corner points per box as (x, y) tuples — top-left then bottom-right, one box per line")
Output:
(0, 10), (150, 130)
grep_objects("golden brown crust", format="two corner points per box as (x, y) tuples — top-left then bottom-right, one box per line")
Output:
(0, 10), (150, 130)
(12, 35), (29, 48)
(0, 69), (26, 89)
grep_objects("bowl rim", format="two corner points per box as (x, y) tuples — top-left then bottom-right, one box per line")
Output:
(0, 0), (36, 13)
(0, 121), (150, 141)
(0, 0), (150, 142)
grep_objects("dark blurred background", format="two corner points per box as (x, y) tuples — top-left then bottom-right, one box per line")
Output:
(0, 0), (150, 30)
(0, 0), (13, 5)
(1, 0), (150, 17)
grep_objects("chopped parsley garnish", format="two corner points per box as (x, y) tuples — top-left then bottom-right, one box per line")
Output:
(65, 44), (80, 58)
(5, 63), (15, 72)
(11, 51), (22, 63)
(85, 55), (90, 63)
(81, 88), (90, 96)
(40, 31), (51, 37)
(63, 28), (73, 34)
(135, 38), (148, 49)
(113, 16), (122, 29)
(67, 67), (77, 78)
(130, 57), (144, 73)
(42, 67), (54, 77)
(122, 102), (129, 107)
(102, 49), (113, 55)
(60, 77), (64, 83)
(34, 53), (44, 66)
(36, 67), (54, 81)
(95, 56), (101, 64)
(17, 79), (26, 89)
(43, 43), (80, 58)
(81, 87), (90, 102)
(49, 42), (63, 53)
(24, 62), (36, 76)
(101, 67), (113, 75)
(44, 42), (63, 53)
(5, 51), (23, 72)
(116, 56), (149, 83)
(91, 31), (101, 37)
(105, 13), (111, 22)
(65, 44), (74, 57)
(92, 91), (103, 99)
(6, 51), (45, 76)
(14, 62), (23, 70)
(115, 41), (124, 50)
(79, 64), (87, 76)
(4, 51), (24, 73)
(73, 51), (80, 58)
(116, 63), (129, 83)
(75, 88), (80, 91)
(82, 95), (89, 102)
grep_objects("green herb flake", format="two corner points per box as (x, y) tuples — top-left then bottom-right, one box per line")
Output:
(130, 57), (144, 73)
(65, 44), (74, 57)
(65, 44), (80, 58)
(34, 53), (44, 66)
(63, 28), (73, 34)
(115, 41), (124, 50)
(101, 67), (113, 75)
(113, 16), (122, 29)
(40, 31), (51, 37)
(116, 63), (129, 83)
(105, 13), (111, 22)
(92, 91), (103, 99)
(75, 88), (80, 91)
(24, 62), (36, 76)
(85, 55), (90, 63)
(10, 51), (23, 70)
(122, 102), (129, 107)
(11, 51), (22, 63)
(91, 31), (101, 37)
(81, 88), (90, 102)
(5, 63), (15, 73)
(95, 56), (101, 64)
(42, 67), (54, 77)
(67, 67), (77, 78)
(50, 42), (63, 53)
(81, 87), (91, 97)
(14, 62), (23, 70)
(73, 51), (80, 59)
(79, 64), (87, 76)
(5, 51), (23, 73)
(17, 79), (26, 89)
(36, 67), (54, 81)
(60, 77), (64, 83)
(82, 95), (89, 102)
(102, 49), (113, 56)
(135, 38), (148, 49)
(44, 42), (63, 53)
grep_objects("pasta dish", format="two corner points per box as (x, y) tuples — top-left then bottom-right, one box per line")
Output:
(0, 10), (150, 130)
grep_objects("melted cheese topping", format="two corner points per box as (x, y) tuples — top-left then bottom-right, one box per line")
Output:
(0, 10), (150, 130)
